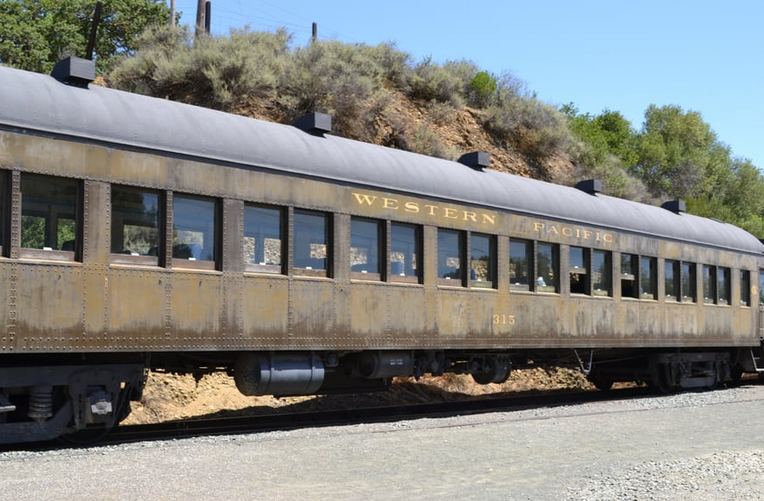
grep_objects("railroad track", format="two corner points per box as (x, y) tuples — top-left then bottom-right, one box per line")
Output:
(5, 378), (760, 451)
(81, 386), (657, 445)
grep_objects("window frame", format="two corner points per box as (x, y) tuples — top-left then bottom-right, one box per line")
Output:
(19, 172), (82, 263)
(664, 259), (680, 302)
(740, 269), (751, 307)
(469, 232), (496, 289)
(389, 221), (422, 285)
(591, 249), (612, 297)
(350, 216), (385, 282)
(703, 264), (717, 304)
(717, 266), (731, 306)
(292, 209), (332, 278)
(243, 203), (286, 275)
(437, 228), (466, 287)
(109, 184), (163, 267)
(569, 246), (590, 295)
(171, 193), (220, 271)
(534, 241), (559, 294)
(639, 256), (657, 300)
(509, 238), (533, 292)
(620, 253), (639, 299)
(0, 170), (8, 258)
(680, 261), (697, 303)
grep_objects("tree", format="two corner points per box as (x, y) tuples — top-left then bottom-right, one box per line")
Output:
(0, 0), (169, 73)
(634, 104), (721, 198)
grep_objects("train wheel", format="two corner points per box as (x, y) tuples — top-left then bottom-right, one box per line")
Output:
(470, 357), (510, 385)
(588, 374), (613, 392)
(651, 364), (678, 394)
(728, 365), (743, 387)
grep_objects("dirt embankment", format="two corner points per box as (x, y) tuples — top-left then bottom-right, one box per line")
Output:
(124, 366), (594, 425)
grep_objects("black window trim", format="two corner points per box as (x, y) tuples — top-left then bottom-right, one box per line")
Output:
(292, 208), (332, 278)
(109, 183), (164, 267)
(389, 220), (423, 285)
(437, 227), (467, 287)
(171, 192), (221, 271)
(350, 215), (385, 282)
(244, 202), (287, 275)
(18, 172), (83, 263)
(468, 231), (497, 290)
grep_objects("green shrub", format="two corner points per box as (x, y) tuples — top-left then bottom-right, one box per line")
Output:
(467, 71), (497, 107)
(282, 40), (391, 139)
(408, 58), (479, 106)
(426, 100), (457, 125)
(109, 26), (291, 110)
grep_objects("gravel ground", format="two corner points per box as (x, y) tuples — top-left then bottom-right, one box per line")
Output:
(1, 384), (763, 500)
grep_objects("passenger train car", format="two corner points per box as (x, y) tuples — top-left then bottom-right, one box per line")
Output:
(0, 58), (762, 443)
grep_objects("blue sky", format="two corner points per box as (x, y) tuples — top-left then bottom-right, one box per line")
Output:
(174, 1), (764, 167)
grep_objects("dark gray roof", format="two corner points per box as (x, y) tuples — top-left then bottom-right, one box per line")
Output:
(0, 65), (761, 255)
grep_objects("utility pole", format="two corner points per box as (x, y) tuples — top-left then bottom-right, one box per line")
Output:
(85, 2), (102, 60)
(311, 22), (317, 43)
(169, 0), (175, 27)
(204, 1), (211, 34)
(195, 0), (206, 37)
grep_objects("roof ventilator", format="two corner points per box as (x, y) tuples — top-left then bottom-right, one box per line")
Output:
(574, 179), (603, 195)
(294, 112), (332, 136)
(661, 199), (687, 214)
(51, 56), (95, 88)
(458, 151), (491, 171)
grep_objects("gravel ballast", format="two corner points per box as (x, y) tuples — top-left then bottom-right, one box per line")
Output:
(2, 384), (763, 500)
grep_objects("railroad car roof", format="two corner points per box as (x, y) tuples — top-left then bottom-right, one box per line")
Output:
(0, 65), (762, 254)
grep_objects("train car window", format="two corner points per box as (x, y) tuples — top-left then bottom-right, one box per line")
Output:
(569, 246), (589, 295)
(351, 217), (383, 281)
(759, 271), (764, 307)
(681, 262), (697, 302)
(509, 239), (532, 291)
(20, 173), (79, 260)
(536, 242), (558, 293)
(244, 204), (283, 274)
(664, 260), (679, 302)
(390, 222), (421, 284)
(702, 265), (717, 304)
(740, 270), (751, 306)
(0, 171), (6, 256)
(592, 250), (611, 297)
(172, 194), (218, 269)
(293, 210), (330, 277)
(717, 267), (730, 305)
(470, 233), (495, 289)
(620, 253), (638, 298)
(110, 185), (161, 265)
(639, 256), (657, 299)
(438, 228), (465, 286)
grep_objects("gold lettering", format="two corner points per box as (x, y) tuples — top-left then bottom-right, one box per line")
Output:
(382, 198), (399, 210)
(424, 204), (438, 216)
(583, 230), (592, 240)
(492, 314), (516, 326)
(603, 234), (614, 243)
(548, 226), (559, 235)
(482, 214), (496, 226)
(443, 208), (458, 219)
(404, 201), (420, 213)
(561, 227), (573, 237)
(533, 222), (545, 232)
(463, 211), (477, 222)
(352, 193), (377, 206)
